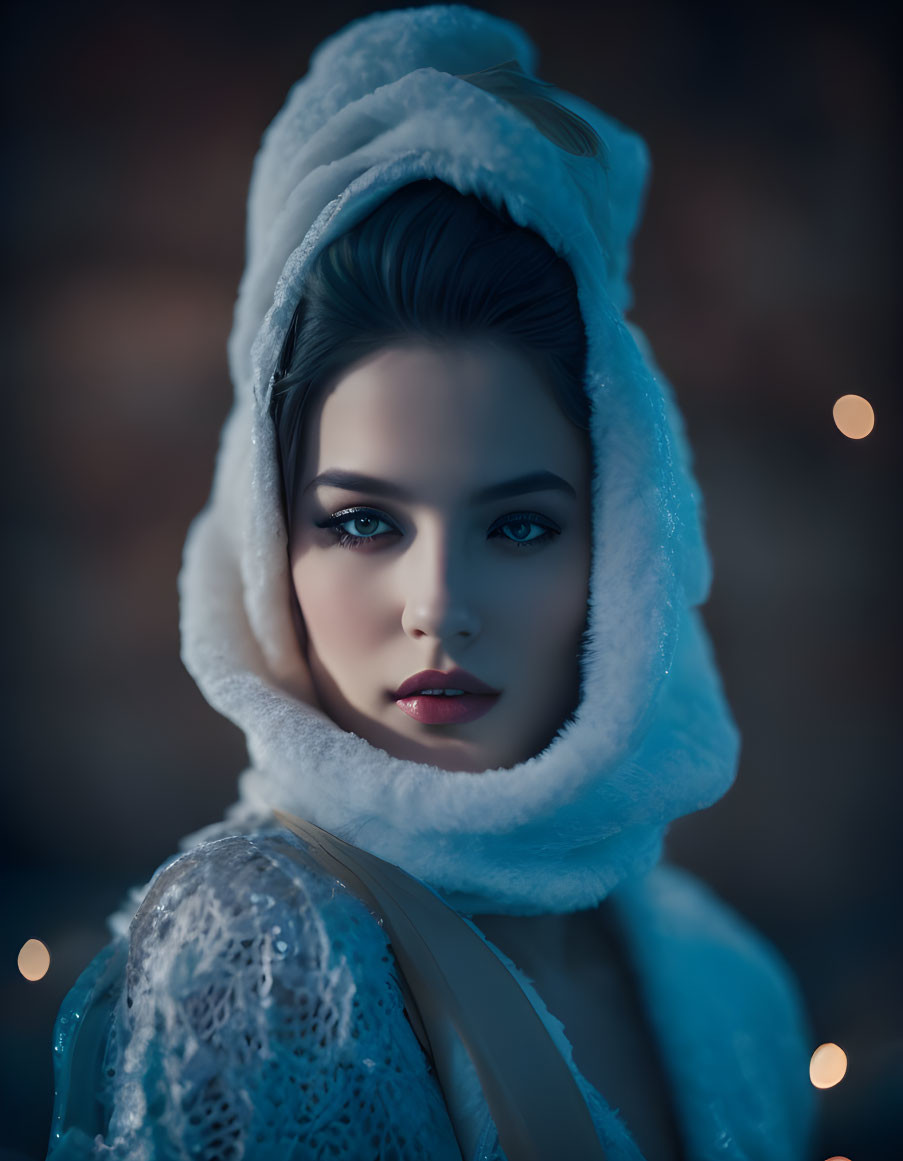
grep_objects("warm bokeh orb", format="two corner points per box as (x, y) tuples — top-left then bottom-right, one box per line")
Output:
(809, 1042), (848, 1088)
(17, 939), (51, 982)
(833, 394), (875, 439)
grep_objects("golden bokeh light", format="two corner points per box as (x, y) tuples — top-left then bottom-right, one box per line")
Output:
(18, 938), (51, 981)
(809, 1042), (848, 1088)
(825, 1156), (852, 1160)
(833, 394), (875, 439)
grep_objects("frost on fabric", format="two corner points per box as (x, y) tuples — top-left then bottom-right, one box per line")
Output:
(50, 833), (460, 1160)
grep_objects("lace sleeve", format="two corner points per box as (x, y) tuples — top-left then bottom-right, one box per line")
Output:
(48, 832), (461, 1161)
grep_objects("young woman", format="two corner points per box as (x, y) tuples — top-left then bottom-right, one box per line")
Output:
(47, 8), (815, 1159)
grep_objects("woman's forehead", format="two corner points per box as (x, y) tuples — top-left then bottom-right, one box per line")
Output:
(301, 341), (590, 493)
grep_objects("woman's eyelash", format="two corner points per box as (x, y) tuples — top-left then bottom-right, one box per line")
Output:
(488, 512), (561, 549)
(316, 507), (401, 549)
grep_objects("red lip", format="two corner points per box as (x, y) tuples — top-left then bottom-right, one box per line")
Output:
(392, 668), (498, 699)
(391, 668), (500, 727)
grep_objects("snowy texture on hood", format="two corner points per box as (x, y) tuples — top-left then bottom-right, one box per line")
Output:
(179, 5), (740, 914)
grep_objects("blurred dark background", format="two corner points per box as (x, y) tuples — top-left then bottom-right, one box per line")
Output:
(2, 1), (899, 1157)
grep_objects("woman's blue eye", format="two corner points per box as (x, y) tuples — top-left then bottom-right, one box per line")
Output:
(490, 513), (560, 548)
(318, 508), (399, 548)
(319, 509), (558, 550)
(342, 513), (392, 538)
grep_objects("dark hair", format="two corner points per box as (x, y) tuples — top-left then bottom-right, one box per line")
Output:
(271, 179), (590, 528)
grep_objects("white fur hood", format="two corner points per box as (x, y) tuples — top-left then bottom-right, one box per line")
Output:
(179, 5), (740, 915)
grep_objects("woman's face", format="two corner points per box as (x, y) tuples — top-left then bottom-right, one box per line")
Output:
(289, 340), (592, 771)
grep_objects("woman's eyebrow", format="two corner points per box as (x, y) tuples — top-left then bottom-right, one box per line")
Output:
(304, 470), (409, 499)
(304, 469), (576, 502)
(472, 471), (577, 503)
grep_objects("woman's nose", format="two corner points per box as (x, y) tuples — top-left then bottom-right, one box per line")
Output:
(399, 535), (481, 643)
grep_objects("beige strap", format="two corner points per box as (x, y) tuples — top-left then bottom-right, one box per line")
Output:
(275, 810), (607, 1161)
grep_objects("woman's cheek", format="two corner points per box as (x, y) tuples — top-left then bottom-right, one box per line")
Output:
(529, 555), (589, 666)
(297, 555), (391, 657)
(512, 550), (586, 624)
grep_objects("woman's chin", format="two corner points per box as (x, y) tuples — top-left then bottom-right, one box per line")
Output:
(372, 729), (503, 773)
(324, 696), (569, 772)
(339, 713), (508, 772)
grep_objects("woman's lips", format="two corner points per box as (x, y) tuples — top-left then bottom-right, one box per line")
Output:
(394, 692), (500, 725)
(391, 668), (500, 725)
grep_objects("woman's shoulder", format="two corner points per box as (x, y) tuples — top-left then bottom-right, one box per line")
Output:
(121, 827), (406, 1056)
(130, 827), (385, 956)
(49, 830), (459, 1160)
(611, 863), (816, 1161)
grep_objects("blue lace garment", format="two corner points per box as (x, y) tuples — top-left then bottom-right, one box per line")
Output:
(48, 830), (813, 1160)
